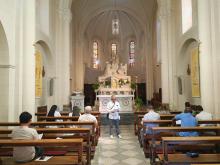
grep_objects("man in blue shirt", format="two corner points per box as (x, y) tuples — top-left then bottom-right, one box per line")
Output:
(172, 107), (198, 136)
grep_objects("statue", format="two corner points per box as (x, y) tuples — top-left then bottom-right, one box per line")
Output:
(117, 63), (127, 76)
(104, 62), (112, 76)
(98, 52), (131, 90)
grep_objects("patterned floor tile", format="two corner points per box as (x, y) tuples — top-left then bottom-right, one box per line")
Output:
(92, 125), (151, 165)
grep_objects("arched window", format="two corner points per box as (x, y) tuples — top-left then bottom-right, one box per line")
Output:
(92, 41), (99, 69)
(129, 41), (135, 66)
(181, 0), (192, 33)
(111, 43), (117, 60)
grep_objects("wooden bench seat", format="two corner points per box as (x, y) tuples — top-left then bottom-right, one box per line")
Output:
(148, 127), (220, 163)
(159, 136), (220, 164)
(37, 116), (99, 121)
(0, 139), (84, 165)
(0, 122), (99, 146)
(0, 128), (92, 165)
(158, 153), (220, 164)
(1, 156), (85, 165)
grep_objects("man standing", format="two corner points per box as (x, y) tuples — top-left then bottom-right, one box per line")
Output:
(107, 95), (122, 138)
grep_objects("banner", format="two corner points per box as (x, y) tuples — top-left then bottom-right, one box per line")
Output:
(191, 47), (200, 97)
(35, 50), (43, 97)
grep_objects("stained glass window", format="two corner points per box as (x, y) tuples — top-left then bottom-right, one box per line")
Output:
(93, 41), (99, 69)
(181, 0), (192, 33)
(112, 19), (119, 35)
(129, 41), (135, 66)
(111, 43), (117, 60)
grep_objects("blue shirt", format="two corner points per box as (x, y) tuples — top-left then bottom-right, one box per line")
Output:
(175, 113), (198, 137)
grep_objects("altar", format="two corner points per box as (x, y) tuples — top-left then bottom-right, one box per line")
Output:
(95, 51), (134, 113)
(97, 95), (133, 113)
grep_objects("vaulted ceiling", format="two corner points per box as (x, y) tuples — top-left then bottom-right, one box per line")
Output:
(71, 0), (157, 36)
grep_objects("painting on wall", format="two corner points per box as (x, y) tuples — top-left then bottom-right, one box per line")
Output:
(49, 78), (54, 96)
(178, 77), (183, 95)
(191, 47), (200, 97)
(35, 50), (43, 97)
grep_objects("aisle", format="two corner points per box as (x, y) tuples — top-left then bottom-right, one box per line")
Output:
(92, 125), (150, 165)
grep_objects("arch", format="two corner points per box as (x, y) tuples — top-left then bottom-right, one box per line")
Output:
(34, 40), (54, 107)
(179, 38), (198, 56)
(0, 22), (9, 64)
(177, 38), (200, 110)
(78, 7), (146, 39)
(0, 21), (10, 122)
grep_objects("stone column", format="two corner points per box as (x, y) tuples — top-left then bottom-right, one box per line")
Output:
(198, 0), (219, 117)
(72, 24), (84, 92)
(22, 0), (36, 115)
(157, 0), (176, 107)
(59, 8), (72, 104)
(55, 7), (72, 107)
(145, 35), (154, 101)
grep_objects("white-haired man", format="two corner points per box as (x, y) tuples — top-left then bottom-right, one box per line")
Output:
(107, 95), (122, 138)
(78, 106), (98, 130)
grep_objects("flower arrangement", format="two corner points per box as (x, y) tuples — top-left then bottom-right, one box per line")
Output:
(130, 82), (137, 90)
(118, 79), (130, 87)
(92, 83), (100, 91)
(135, 97), (143, 111)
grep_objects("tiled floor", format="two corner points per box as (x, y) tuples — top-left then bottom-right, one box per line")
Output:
(92, 125), (150, 165)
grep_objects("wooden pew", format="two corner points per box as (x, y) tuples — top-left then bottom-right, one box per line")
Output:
(35, 112), (101, 136)
(137, 120), (173, 147)
(35, 111), (101, 117)
(150, 127), (220, 163)
(134, 111), (148, 135)
(138, 119), (220, 143)
(37, 116), (99, 121)
(36, 106), (47, 121)
(158, 136), (220, 164)
(0, 122), (99, 146)
(0, 138), (84, 165)
(133, 111), (181, 135)
(0, 128), (92, 165)
(134, 112), (175, 135)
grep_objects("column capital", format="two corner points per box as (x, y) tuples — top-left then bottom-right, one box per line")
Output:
(58, 7), (72, 23)
(157, 0), (173, 20)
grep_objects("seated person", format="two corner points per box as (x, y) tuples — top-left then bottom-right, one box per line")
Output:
(196, 105), (213, 126)
(69, 106), (81, 117)
(78, 106), (98, 132)
(47, 105), (62, 122)
(141, 105), (160, 134)
(196, 106), (215, 137)
(140, 106), (160, 145)
(47, 105), (63, 128)
(172, 107), (198, 137)
(12, 112), (43, 162)
(185, 101), (191, 108)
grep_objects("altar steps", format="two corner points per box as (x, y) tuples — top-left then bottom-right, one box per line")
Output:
(100, 113), (134, 125)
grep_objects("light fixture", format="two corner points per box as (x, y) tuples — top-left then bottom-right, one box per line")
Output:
(112, 0), (119, 35)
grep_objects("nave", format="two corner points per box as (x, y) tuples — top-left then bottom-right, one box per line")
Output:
(92, 125), (150, 165)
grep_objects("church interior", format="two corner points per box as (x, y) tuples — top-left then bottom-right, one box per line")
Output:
(0, 0), (220, 164)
